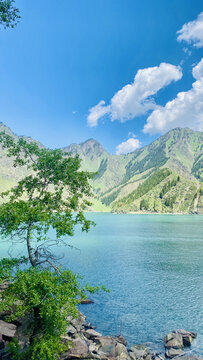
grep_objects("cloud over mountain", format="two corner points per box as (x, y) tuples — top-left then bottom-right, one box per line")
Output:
(87, 63), (182, 127)
(144, 59), (203, 134)
(116, 137), (141, 155)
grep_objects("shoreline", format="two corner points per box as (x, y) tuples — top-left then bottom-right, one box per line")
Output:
(64, 310), (202, 360)
(0, 292), (202, 360)
(86, 210), (203, 215)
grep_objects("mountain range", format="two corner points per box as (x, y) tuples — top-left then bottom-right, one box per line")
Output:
(0, 122), (203, 214)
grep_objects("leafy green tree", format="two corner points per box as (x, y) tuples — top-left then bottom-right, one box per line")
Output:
(0, 0), (20, 28)
(0, 132), (94, 267)
(0, 265), (102, 360)
(0, 132), (104, 359)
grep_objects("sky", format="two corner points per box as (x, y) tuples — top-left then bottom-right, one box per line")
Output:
(0, 0), (203, 154)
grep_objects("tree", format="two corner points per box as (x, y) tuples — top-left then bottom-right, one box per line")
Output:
(0, 132), (104, 359)
(0, 0), (20, 28)
(0, 264), (101, 360)
(140, 199), (149, 211)
(0, 131), (94, 268)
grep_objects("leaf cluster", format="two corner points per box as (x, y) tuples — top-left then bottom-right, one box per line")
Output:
(0, 0), (20, 28)
(0, 256), (27, 284)
(0, 132), (94, 265)
(0, 266), (102, 360)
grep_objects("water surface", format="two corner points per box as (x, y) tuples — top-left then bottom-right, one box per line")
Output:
(0, 214), (203, 354)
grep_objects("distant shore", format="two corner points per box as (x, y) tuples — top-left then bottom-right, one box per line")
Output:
(87, 210), (203, 215)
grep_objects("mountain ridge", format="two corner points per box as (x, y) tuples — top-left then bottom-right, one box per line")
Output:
(63, 127), (203, 214)
(0, 123), (202, 214)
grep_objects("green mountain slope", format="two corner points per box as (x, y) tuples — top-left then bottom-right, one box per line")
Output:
(0, 122), (44, 194)
(64, 139), (132, 195)
(65, 128), (203, 214)
(0, 123), (202, 213)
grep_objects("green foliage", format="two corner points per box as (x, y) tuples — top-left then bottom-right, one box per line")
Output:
(0, 125), (202, 213)
(159, 176), (179, 198)
(0, 256), (27, 284)
(140, 199), (149, 210)
(0, 0), (20, 28)
(7, 336), (68, 360)
(192, 153), (203, 181)
(164, 194), (176, 208)
(124, 142), (168, 181)
(0, 132), (108, 360)
(27, 336), (68, 360)
(0, 132), (94, 267)
(0, 266), (103, 360)
(114, 168), (171, 208)
(101, 188), (121, 206)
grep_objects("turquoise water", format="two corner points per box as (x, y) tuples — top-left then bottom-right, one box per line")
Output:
(0, 214), (203, 354)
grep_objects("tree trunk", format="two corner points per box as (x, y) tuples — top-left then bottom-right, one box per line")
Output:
(30, 306), (41, 344)
(26, 223), (37, 267)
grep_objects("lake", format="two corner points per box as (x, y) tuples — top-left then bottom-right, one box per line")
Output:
(0, 214), (203, 355)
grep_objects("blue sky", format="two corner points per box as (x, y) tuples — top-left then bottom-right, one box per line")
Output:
(0, 0), (203, 154)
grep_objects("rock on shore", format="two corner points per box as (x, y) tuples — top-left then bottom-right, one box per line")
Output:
(0, 310), (202, 360)
(164, 329), (198, 359)
(61, 313), (202, 360)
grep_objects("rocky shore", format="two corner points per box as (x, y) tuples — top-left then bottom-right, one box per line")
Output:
(0, 309), (202, 360)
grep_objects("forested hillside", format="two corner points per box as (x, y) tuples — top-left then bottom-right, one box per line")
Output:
(65, 128), (203, 214)
(0, 123), (202, 214)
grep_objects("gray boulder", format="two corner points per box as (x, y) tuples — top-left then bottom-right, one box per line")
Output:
(116, 341), (129, 358)
(165, 348), (184, 358)
(0, 320), (16, 339)
(173, 330), (197, 347)
(89, 342), (98, 352)
(67, 311), (86, 328)
(173, 330), (197, 339)
(98, 336), (117, 357)
(130, 344), (151, 359)
(164, 333), (183, 349)
(164, 329), (197, 351)
(79, 299), (94, 304)
(117, 335), (127, 346)
(85, 329), (102, 339)
(65, 338), (89, 358)
(66, 324), (77, 336)
(175, 356), (203, 360)
(95, 336), (129, 359)
(129, 352), (137, 360)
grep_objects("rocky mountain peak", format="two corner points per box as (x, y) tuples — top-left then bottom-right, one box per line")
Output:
(64, 138), (108, 158)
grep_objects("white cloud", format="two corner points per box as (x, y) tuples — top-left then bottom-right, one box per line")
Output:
(177, 12), (203, 48)
(192, 58), (203, 80)
(144, 58), (203, 134)
(116, 138), (141, 155)
(87, 63), (182, 127)
(87, 100), (110, 127)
